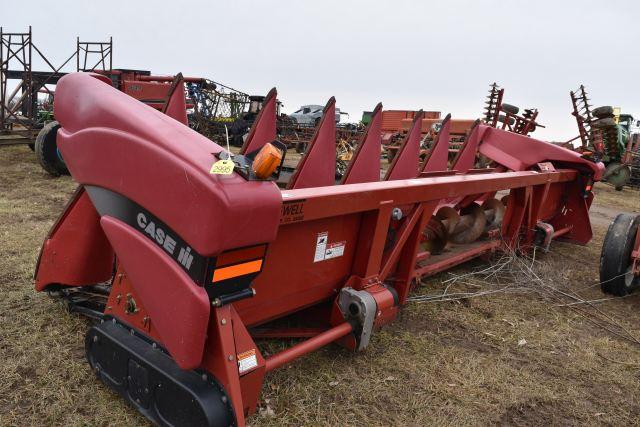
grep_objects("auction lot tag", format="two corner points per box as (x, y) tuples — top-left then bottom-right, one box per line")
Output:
(210, 159), (234, 175)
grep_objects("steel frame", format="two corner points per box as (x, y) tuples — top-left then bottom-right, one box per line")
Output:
(0, 27), (111, 144)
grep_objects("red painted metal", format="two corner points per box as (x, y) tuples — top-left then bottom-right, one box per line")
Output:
(452, 121), (487, 172)
(341, 103), (382, 184)
(384, 110), (424, 181)
(240, 88), (277, 154)
(421, 114), (451, 172)
(264, 322), (353, 372)
(101, 216), (210, 370)
(415, 240), (500, 278)
(54, 73), (282, 256)
(35, 73), (607, 426)
(161, 76), (188, 126)
(35, 187), (114, 291)
(478, 125), (603, 178)
(287, 97), (336, 189)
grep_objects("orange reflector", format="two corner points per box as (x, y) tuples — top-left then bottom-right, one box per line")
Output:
(212, 259), (263, 283)
(252, 142), (283, 179)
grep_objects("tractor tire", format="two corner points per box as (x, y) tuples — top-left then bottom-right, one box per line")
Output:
(497, 114), (515, 126)
(35, 121), (68, 176)
(604, 162), (631, 190)
(599, 213), (640, 296)
(501, 103), (519, 115)
(591, 117), (616, 128)
(592, 106), (614, 119)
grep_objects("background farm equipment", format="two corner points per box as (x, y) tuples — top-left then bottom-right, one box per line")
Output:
(35, 72), (602, 427)
(1, 28), (264, 176)
(482, 82), (542, 135)
(383, 83), (543, 166)
(568, 84), (640, 190)
(0, 27), (112, 146)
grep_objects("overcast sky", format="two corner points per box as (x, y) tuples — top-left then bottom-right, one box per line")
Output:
(4, 0), (640, 140)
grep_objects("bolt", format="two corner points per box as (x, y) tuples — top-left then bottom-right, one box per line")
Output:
(391, 208), (403, 220)
(202, 373), (207, 381)
(152, 343), (157, 349)
(221, 396), (228, 403)
(221, 318), (227, 325)
(92, 335), (98, 343)
(228, 355), (234, 361)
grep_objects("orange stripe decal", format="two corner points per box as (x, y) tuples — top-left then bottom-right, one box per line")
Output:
(212, 259), (263, 283)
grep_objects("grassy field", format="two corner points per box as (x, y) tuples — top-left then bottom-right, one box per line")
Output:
(1, 145), (640, 426)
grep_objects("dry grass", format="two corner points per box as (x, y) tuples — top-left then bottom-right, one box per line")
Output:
(1, 145), (640, 426)
(592, 181), (640, 213)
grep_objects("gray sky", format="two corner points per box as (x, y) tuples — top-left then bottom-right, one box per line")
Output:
(4, 0), (640, 140)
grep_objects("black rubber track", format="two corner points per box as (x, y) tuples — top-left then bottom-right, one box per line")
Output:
(592, 105), (614, 118)
(599, 213), (640, 296)
(501, 103), (519, 115)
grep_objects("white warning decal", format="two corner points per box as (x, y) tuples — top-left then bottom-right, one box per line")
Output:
(325, 241), (346, 259)
(314, 232), (329, 262)
(314, 232), (345, 262)
(237, 349), (258, 374)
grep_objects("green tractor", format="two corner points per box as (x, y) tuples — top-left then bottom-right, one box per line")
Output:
(570, 86), (640, 190)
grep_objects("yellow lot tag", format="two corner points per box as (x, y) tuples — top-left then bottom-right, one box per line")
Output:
(210, 159), (234, 175)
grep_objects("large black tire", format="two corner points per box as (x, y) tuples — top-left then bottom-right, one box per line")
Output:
(600, 213), (640, 296)
(501, 103), (519, 115)
(497, 114), (515, 126)
(591, 117), (616, 128)
(592, 106), (614, 119)
(35, 121), (68, 176)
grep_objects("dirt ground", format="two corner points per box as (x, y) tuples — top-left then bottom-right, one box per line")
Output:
(1, 145), (640, 426)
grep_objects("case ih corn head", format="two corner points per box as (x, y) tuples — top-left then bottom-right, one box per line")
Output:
(35, 73), (603, 426)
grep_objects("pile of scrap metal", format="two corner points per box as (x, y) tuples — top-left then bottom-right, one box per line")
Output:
(382, 83), (543, 166)
(35, 72), (602, 426)
(566, 85), (640, 189)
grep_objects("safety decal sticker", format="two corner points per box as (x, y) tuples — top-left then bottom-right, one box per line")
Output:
(314, 232), (346, 262)
(314, 232), (328, 262)
(237, 349), (258, 374)
(324, 241), (346, 259)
